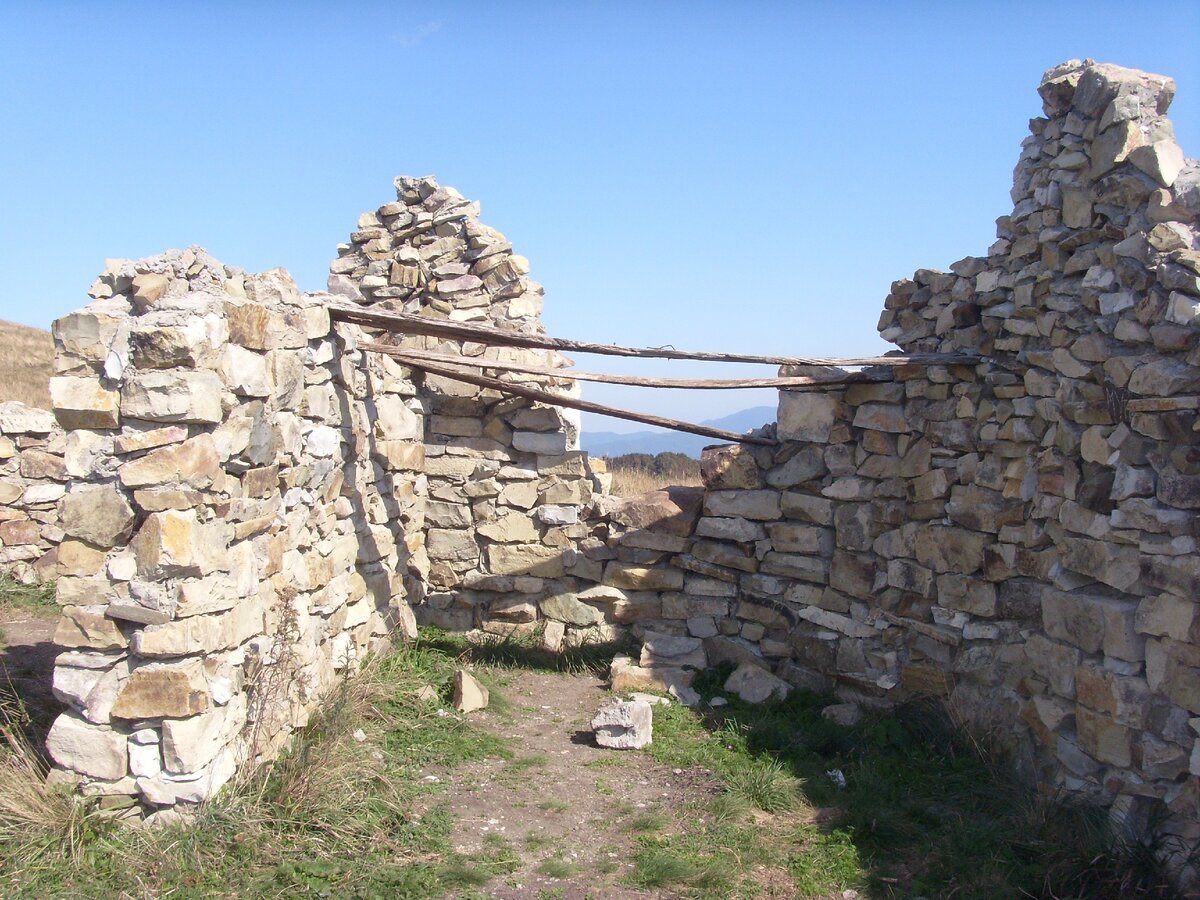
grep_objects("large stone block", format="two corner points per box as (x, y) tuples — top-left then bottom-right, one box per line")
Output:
(54, 605), (127, 650)
(485, 543), (565, 578)
(132, 600), (264, 657)
(913, 525), (987, 574)
(50, 376), (120, 429)
(58, 485), (135, 548)
(541, 591), (604, 627)
(700, 444), (763, 490)
(777, 392), (838, 442)
(111, 659), (211, 719)
(162, 694), (248, 773)
(118, 434), (219, 489)
(603, 563), (683, 591)
(132, 509), (226, 577)
(46, 712), (128, 780)
(121, 370), (224, 424)
(703, 490), (781, 521)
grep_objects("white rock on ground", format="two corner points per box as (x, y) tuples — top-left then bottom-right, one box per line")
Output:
(723, 661), (792, 704)
(591, 697), (653, 750)
(453, 669), (489, 713)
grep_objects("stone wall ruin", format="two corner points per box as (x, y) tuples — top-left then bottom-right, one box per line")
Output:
(0, 402), (65, 583)
(34, 59), (1200, 875)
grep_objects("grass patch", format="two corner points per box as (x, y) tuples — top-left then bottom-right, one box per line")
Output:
(624, 810), (670, 834)
(0, 639), (516, 896)
(0, 578), (56, 616)
(644, 665), (1190, 898)
(420, 625), (634, 677)
(537, 854), (579, 879)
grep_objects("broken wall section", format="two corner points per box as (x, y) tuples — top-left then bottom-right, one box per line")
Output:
(570, 60), (1200, 870)
(43, 250), (422, 815)
(327, 176), (606, 649)
(0, 401), (64, 583)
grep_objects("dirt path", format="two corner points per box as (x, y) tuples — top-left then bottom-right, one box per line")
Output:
(419, 669), (721, 898)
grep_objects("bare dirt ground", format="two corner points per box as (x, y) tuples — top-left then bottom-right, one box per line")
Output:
(415, 669), (722, 899)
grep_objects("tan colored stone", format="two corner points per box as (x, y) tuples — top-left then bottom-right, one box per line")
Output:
(58, 484), (136, 548)
(111, 659), (211, 719)
(54, 605), (127, 650)
(50, 376), (120, 429)
(1128, 140), (1185, 187)
(46, 712), (128, 780)
(118, 434), (219, 489)
(485, 543), (564, 578)
(121, 370), (224, 424)
(1089, 119), (1143, 179)
(131, 273), (169, 305)
(57, 539), (107, 577)
(477, 514), (539, 543)
(603, 563), (683, 591)
(700, 444), (763, 490)
(132, 509), (226, 577)
(132, 600), (264, 657)
(1076, 706), (1132, 767)
(452, 670), (489, 712)
(777, 391), (838, 442)
(161, 695), (247, 773)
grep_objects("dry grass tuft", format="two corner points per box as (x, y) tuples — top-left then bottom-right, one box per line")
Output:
(0, 699), (96, 870)
(0, 320), (53, 409)
(609, 466), (702, 497)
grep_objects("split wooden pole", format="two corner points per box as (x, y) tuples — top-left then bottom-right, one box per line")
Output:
(356, 342), (892, 390)
(330, 306), (978, 369)
(358, 342), (778, 447)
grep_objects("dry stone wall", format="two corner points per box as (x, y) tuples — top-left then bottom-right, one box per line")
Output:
(37, 61), (1199, 869)
(557, 60), (1200, 873)
(326, 176), (606, 651)
(0, 401), (65, 583)
(43, 250), (423, 817)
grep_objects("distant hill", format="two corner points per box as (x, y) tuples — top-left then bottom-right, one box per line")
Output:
(581, 405), (776, 459)
(0, 320), (53, 409)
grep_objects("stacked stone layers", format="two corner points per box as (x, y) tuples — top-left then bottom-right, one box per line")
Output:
(44, 250), (420, 814)
(328, 176), (605, 648)
(0, 401), (64, 582)
(38, 61), (1200, 869)
(548, 60), (1199, 870)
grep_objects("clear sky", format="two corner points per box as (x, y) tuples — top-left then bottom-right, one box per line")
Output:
(1, 1), (1197, 432)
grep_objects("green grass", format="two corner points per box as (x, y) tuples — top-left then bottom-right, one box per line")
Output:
(2, 630), (1187, 899)
(536, 854), (579, 879)
(0, 639), (517, 897)
(0, 577), (56, 614)
(419, 625), (635, 676)
(638, 661), (1189, 899)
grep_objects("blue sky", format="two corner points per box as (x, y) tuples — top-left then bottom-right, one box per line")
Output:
(2, 2), (1197, 431)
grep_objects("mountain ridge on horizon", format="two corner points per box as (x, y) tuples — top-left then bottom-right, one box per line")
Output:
(580, 405), (776, 459)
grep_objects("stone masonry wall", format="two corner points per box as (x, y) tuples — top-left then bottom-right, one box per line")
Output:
(0, 401), (65, 583)
(43, 251), (423, 818)
(551, 60), (1200, 875)
(327, 176), (605, 651)
(38, 61), (1199, 869)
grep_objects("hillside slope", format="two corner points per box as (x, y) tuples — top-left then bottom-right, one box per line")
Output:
(0, 320), (53, 409)
(581, 405), (776, 458)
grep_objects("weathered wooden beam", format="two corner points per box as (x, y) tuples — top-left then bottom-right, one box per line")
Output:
(358, 343), (778, 446)
(358, 341), (892, 390)
(331, 305), (977, 368)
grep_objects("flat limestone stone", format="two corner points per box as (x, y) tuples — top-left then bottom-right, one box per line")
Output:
(591, 697), (653, 750)
(453, 670), (489, 713)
